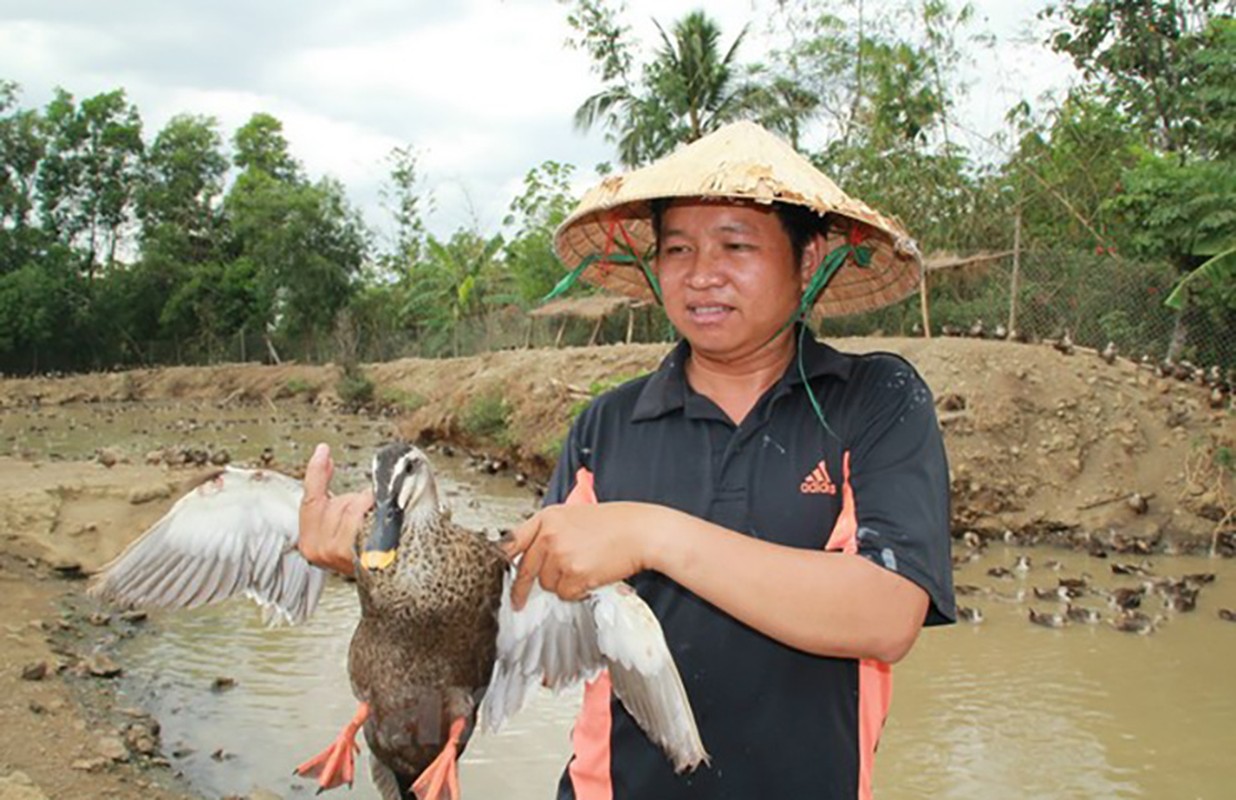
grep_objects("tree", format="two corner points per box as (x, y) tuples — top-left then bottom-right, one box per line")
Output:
(503, 160), (577, 305)
(224, 171), (368, 356)
(37, 88), (144, 273)
(405, 228), (505, 356)
(232, 112), (299, 182)
(380, 144), (432, 266)
(567, 3), (761, 166)
(138, 113), (227, 239)
(0, 81), (48, 273)
(1043, 2), (1236, 363)
(1041, 0), (1235, 156)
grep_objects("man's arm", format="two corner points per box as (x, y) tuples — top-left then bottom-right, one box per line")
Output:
(504, 502), (929, 664)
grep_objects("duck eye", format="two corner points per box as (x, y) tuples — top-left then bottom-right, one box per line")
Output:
(405, 459), (415, 474)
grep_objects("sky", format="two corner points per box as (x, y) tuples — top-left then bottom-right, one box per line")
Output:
(0, 0), (1076, 248)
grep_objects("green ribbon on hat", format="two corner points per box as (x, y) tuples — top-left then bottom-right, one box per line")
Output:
(541, 251), (663, 304)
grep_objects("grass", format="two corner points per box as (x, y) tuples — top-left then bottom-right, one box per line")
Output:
(567, 372), (646, 421)
(336, 368), (375, 410)
(283, 377), (314, 396)
(462, 391), (512, 444)
(377, 387), (428, 413)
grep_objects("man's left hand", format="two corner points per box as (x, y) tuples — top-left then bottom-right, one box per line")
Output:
(501, 502), (665, 610)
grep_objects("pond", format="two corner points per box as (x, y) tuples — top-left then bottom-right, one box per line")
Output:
(4, 400), (1234, 799)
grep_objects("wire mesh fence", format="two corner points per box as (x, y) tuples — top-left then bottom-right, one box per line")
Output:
(826, 246), (1235, 374)
(107, 248), (1233, 380)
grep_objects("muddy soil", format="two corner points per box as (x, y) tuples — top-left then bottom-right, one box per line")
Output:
(0, 336), (1231, 799)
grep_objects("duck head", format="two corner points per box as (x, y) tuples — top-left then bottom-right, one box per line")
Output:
(359, 443), (442, 573)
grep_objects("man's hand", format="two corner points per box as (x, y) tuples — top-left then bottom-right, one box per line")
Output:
(297, 443), (373, 577)
(501, 502), (665, 610)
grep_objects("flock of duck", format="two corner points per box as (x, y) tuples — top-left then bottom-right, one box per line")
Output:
(925, 319), (1235, 411)
(952, 534), (1232, 635)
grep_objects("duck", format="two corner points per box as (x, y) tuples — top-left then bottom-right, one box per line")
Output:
(1065, 604), (1102, 624)
(957, 606), (985, 624)
(1032, 586), (1066, 602)
(1110, 560), (1153, 577)
(89, 442), (707, 798)
(1028, 608), (1068, 629)
(1110, 610), (1163, 635)
(1056, 576), (1090, 599)
(1105, 586), (1146, 611)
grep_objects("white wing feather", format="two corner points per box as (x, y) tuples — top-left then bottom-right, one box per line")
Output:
(88, 467), (326, 625)
(481, 572), (708, 772)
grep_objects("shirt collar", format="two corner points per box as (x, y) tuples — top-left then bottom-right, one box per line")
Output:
(630, 325), (852, 422)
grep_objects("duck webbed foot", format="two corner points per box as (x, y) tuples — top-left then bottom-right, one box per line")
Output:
(296, 701), (370, 792)
(411, 717), (466, 800)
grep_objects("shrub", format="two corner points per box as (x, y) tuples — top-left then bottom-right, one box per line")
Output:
(378, 387), (428, 413)
(336, 368), (375, 410)
(462, 391), (512, 443)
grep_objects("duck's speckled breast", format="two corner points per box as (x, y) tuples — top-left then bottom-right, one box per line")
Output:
(347, 520), (507, 777)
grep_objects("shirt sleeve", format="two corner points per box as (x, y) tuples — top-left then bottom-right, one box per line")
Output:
(847, 355), (955, 626)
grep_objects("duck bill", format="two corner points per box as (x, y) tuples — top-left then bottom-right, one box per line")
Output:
(360, 499), (402, 571)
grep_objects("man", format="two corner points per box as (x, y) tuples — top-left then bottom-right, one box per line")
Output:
(300, 121), (954, 800)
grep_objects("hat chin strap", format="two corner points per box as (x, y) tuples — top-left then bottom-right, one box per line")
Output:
(762, 241), (868, 441)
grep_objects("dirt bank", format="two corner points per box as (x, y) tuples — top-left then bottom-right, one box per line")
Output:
(3, 337), (1231, 541)
(0, 337), (1231, 798)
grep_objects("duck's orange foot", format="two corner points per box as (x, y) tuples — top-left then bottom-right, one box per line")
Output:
(412, 717), (466, 800)
(296, 701), (370, 793)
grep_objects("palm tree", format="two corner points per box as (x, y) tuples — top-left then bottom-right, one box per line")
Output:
(651, 12), (753, 143)
(573, 10), (759, 167)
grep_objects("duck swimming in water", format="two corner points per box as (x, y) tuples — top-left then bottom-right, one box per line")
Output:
(90, 442), (707, 798)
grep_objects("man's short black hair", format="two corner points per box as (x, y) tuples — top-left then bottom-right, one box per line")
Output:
(649, 198), (829, 266)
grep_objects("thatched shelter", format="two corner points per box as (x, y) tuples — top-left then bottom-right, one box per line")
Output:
(529, 295), (650, 346)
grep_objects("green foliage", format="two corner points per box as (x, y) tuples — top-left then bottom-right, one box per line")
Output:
(461, 391), (512, 443)
(336, 366), (375, 409)
(283, 377), (314, 396)
(3, 0), (1234, 373)
(380, 144), (431, 265)
(1040, 0), (1230, 155)
(377, 387), (428, 413)
(503, 160), (578, 305)
(37, 87), (144, 270)
(403, 228), (506, 356)
(232, 112), (299, 182)
(568, 3), (763, 166)
(567, 372), (645, 420)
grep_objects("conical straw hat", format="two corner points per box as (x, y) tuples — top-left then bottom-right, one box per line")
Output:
(553, 121), (923, 317)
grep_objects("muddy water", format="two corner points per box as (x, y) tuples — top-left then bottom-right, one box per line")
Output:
(4, 402), (1236, 798)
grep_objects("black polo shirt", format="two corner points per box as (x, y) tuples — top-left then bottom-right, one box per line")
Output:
(546, 329), (954, 800)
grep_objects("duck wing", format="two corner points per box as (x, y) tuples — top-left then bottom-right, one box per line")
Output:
(481, 573), (708, 773)
(88, 467), (326, 625)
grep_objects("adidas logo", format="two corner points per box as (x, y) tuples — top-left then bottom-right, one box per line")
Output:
(800, 460), (837, 495)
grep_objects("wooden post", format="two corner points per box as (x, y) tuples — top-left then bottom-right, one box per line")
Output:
(919, 270), (932, 338)
(1008, 205), (1022, 336)
(588, 316), (604, 346)
(554, 318), (567, 348)
(626, 305), (635, 343)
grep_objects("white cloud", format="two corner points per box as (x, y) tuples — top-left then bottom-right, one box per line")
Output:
(0, 0), (1077, 241)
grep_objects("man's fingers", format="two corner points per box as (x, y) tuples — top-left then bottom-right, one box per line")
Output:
(510, 536), (546, 611)
(301, 443), (333, 504)
(500, 513), (541, 559)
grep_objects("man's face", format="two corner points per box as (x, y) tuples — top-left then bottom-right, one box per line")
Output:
(655, 199), (806, 362)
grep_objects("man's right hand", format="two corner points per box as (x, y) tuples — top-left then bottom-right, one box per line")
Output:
(297, 443), (374, 577)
